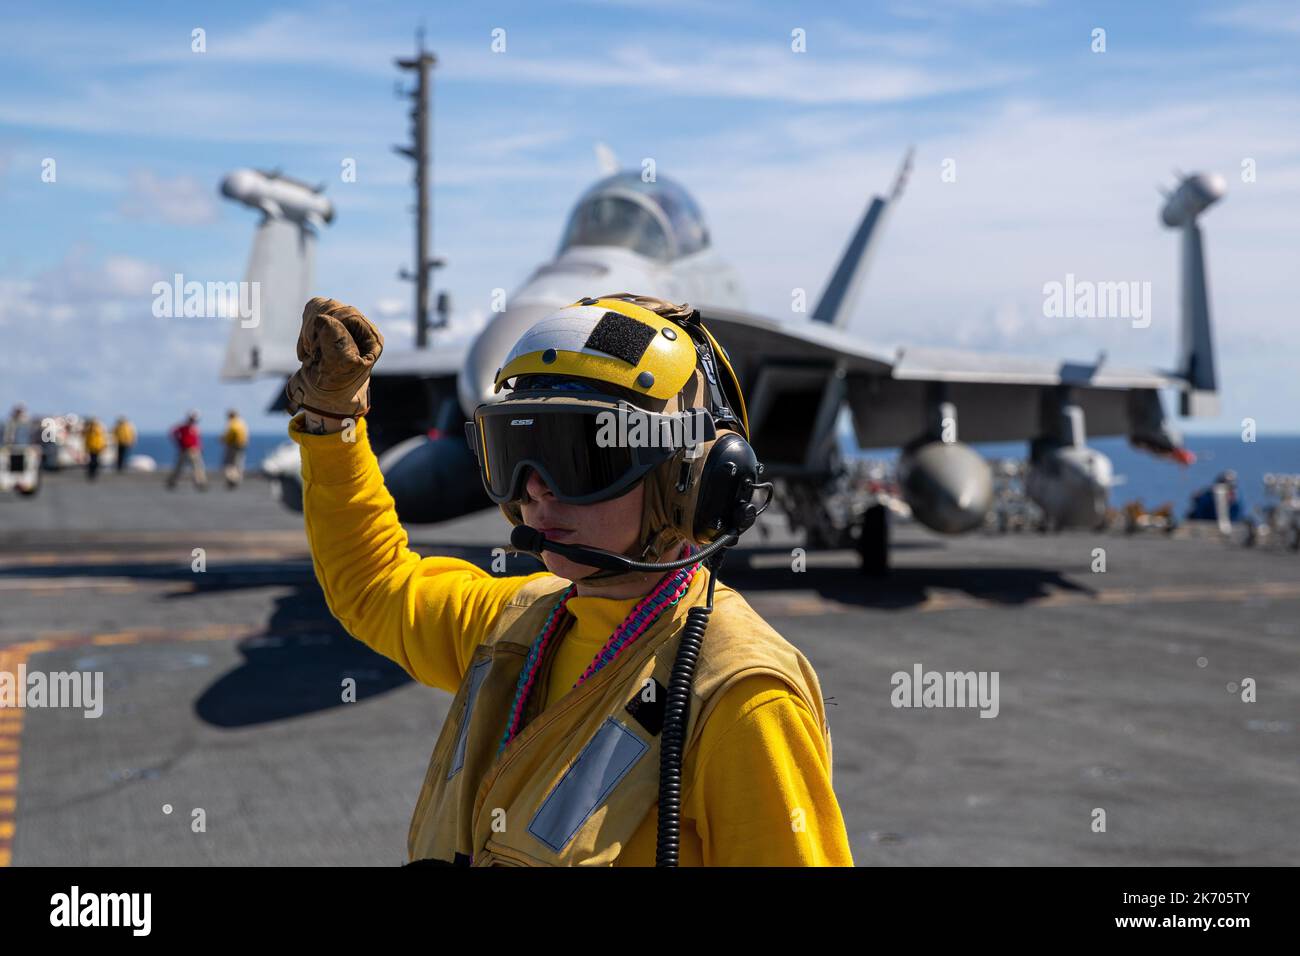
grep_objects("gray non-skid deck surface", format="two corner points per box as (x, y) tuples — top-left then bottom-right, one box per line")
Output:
(2, 472), (1296, 864)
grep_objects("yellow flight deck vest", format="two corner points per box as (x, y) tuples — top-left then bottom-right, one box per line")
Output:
(408, 569), (832, 866)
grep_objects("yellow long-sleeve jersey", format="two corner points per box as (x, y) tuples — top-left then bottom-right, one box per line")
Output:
(223, 418), (249, 449)
(84, 423), (107, 454)
(290, 414), (854, 866)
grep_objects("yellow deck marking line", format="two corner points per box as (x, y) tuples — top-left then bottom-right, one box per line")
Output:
(0, 710), (17, 869)
(14, 640), (56, 655)
(91, 633), (141, 646)
(0, 547), (309, 567)
(0, 529), (307, 546)
(0, 578), (149, 593)
(0, 642), (23, 868)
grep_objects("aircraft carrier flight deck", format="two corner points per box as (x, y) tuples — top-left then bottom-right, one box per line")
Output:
(1, 470), (1294, 867)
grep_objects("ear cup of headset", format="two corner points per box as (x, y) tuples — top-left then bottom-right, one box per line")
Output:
(692, 431), (762, 541)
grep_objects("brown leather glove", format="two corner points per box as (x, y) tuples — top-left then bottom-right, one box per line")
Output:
(284, 297), (384, 419)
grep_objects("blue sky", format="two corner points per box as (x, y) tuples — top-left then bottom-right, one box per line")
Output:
(1, 0), (1297, 433)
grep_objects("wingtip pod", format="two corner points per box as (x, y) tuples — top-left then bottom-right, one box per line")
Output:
(219, 167), (335, 226)
(1161, 172), (1227, 228)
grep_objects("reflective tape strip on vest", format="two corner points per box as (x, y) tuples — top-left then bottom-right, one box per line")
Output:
(405, 571), (830, 866)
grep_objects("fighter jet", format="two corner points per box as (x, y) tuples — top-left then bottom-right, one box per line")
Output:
(446, 153), (1220, 570)
(223, 152), (1223, 573)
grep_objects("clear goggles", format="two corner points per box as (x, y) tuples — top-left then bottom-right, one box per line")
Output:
(465, 397), (716, 505)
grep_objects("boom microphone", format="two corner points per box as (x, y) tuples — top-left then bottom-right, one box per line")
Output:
(509, 524), (736, 573)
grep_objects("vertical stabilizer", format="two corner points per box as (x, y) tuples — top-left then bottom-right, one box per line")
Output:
(1177, 222), (1219, 416)
(219, 167), (332, 381)
(1160, 171), (1225, 417)
(220, 217), (317, 380)
(811, 147), (913, 328)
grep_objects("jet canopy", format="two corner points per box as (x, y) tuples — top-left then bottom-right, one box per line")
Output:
(557, 172), (710, 261)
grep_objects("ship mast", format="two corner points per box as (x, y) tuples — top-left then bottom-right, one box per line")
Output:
(394, 28), (446, 348)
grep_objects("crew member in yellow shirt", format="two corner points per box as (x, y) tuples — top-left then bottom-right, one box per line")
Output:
(286, 294), (854, 867)
(221, 409), (249, 489)
(83, 416), (107, 481)
(113, 415), (136, 472)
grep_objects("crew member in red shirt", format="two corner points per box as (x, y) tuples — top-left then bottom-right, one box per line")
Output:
(166, 410), (208, 490)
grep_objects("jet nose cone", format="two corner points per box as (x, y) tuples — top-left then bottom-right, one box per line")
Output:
(1196, 172), (1228, 202)
(220, 169), (258, 202)
(457, 302), (562, 417)
(1189, 171), (1227, 208)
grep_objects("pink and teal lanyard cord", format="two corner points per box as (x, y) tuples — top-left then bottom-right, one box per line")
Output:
(497, 546), (702, 757)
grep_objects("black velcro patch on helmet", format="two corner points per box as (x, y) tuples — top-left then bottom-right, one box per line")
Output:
(584, 311), (657, 366)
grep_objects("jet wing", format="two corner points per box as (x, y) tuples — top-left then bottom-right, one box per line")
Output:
(891, 347), (1176, 390)
(693, 151), (1215, 465)
(696, 305), (1187, 462)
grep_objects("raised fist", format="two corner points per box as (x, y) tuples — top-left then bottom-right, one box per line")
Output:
(284, 297), (384, 419)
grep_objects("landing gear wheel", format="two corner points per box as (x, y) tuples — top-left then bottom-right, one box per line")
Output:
(857, 503), (889, 576)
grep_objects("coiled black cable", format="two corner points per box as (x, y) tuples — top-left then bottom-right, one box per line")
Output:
(656, 554), (721, 867)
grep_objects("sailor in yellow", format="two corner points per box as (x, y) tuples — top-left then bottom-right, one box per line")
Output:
(221, 409), (249, 489)
(286, 294), (854, 866)
(113, 416), (136, 472)
(83, 416), (107, 481)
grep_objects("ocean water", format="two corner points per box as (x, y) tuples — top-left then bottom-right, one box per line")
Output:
(847, 434), (1300, 514)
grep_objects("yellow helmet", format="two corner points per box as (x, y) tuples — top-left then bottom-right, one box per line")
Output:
(465, 293), (760, 584)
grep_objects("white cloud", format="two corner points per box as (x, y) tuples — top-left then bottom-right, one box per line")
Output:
(118, 170), (219, 226)
(372, 297), (407, 319)
(444, 41), (1028, 105)
(0, 247), (276, 429)
(0, 247), (162, 322)
(1203, 1), (1300, 35)
(0, 10), (1027, 149)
